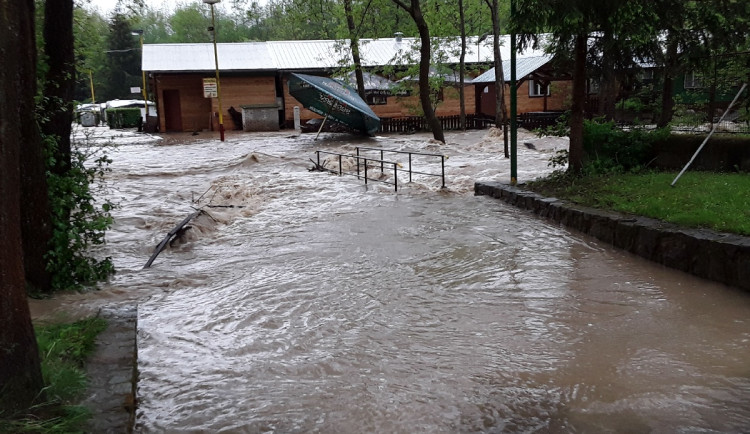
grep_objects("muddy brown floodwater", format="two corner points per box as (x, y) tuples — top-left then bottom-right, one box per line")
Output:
(32, 127), (750, 432)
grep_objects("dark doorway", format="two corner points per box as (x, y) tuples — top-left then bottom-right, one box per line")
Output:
(163, 89), (183, 132)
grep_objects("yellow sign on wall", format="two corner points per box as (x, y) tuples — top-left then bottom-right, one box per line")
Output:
(203, 78), (218, 98)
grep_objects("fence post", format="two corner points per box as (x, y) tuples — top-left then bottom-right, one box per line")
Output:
(409, 153), (413, 183)
(364, 158), (368, 186)
(338, 154), (342, 176)
(356, 148), (361, 179)
(441, 156), (445, 189)
(394, 163), (398, 192)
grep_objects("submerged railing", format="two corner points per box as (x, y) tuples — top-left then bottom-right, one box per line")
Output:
(315, 150), (400, 191)
(356, 147), (446, 189)
(314, 147), (447, 191)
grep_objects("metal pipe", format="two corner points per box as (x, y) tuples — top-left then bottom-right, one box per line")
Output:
(88, 70), (96, 104)
(206, 2), (225, 141)
(315, 112), (330, 141)
(509, 0), (517, 185)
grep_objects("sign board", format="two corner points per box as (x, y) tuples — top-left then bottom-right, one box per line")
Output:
(203, 78), (218, 98)
(130, 86), (141, 94)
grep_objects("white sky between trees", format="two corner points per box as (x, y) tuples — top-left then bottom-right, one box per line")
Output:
(85, 0), (260, 16)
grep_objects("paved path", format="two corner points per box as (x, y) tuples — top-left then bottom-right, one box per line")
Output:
(81, 304), (138, 433)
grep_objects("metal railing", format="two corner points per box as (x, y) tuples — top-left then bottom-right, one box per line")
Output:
(314, 147), (448, 191)
(315, 150), (400, 191)
(356, 147), (446, 189)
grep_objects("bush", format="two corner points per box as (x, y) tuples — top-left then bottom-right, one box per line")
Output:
(44, 132), (116, 292)
(619, 97), (646, 113)
(583, 118), (669, 173)
(105, 108), (141, 129)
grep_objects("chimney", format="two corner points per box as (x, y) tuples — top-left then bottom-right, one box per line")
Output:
(394, 32), (403, 43)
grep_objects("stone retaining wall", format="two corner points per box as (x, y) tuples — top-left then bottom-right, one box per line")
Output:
(475, 181), (750, 291)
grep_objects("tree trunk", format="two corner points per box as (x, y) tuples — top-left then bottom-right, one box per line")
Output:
(458, 0), (467, 130)
(344, 0), (366, 99)
(658, 37), (678, 128)
(596, 31), (617, 120)
(42, 0), (75, 175)
(0, 0), (46, 413)
(598, 68), (618, 120)
(569, 33), (587, 173)
(707, 61), (717, 127)
(22, 0), (75, 293)
(487, 0), (508, 157)
(393, 0), (445, 143)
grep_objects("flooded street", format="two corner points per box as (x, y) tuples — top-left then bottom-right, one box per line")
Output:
(35, 127), (750, 432)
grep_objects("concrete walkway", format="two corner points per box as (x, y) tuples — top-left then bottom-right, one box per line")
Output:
(80, 304), (138, 433)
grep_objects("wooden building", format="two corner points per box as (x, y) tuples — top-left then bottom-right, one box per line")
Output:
(142, 36), (556, 133)
(473, 55), (572, 118)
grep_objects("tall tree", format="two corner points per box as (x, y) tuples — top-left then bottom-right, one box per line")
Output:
(515, 0), (629, 172)
(392, 0), (445, 143)
(457, 0), (467, 130)
(169, 4), (213, 42)
(485, 0), (509, 157)
(20, 0), (74, 294)
(73, 6), (110, 102)
(101, 13), (140, 101)
(344, 0), (366, 98)
(0, 0), (46, 413)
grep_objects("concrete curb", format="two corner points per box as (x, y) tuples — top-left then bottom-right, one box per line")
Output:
(81, 304), (138, 433)
(475, 181), (750, 291)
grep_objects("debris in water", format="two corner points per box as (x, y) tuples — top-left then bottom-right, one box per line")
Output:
(143, 211), (202, 269)
(309, 158), (327, 172)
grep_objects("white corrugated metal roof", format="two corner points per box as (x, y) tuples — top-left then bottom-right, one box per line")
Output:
(142, 36), (547, 73)
(143, 42), (275, 72)
(267, 40), (342, 70)
(472, 55), (553, 83)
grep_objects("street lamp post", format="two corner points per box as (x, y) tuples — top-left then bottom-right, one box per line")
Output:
(203, 0), (225, 141)
(509, 0), (518, 185)
(131, 30), (149, 122)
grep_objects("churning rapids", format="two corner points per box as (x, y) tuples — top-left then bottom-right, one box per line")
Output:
(32, 126), (750, 432)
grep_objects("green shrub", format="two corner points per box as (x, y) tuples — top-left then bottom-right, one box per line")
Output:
(583, 118), (669, 173)
(619, 97), (646, 113)
(44, 132), (116, 292)
(105, 108), (141, 128)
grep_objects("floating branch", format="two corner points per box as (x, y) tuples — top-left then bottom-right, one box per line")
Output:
(143, 211), (201, 269)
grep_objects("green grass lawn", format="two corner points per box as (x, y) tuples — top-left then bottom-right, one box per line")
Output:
(0, 317), (107, 434)
(526, 171), (750, 236)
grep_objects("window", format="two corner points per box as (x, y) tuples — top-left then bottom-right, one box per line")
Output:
(639, 69), (655, 82)
(587, 79), (600, 95)
(529, 80), (550, 97)
(366, 94), (388, 105)
(684, 70), (703, 89)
